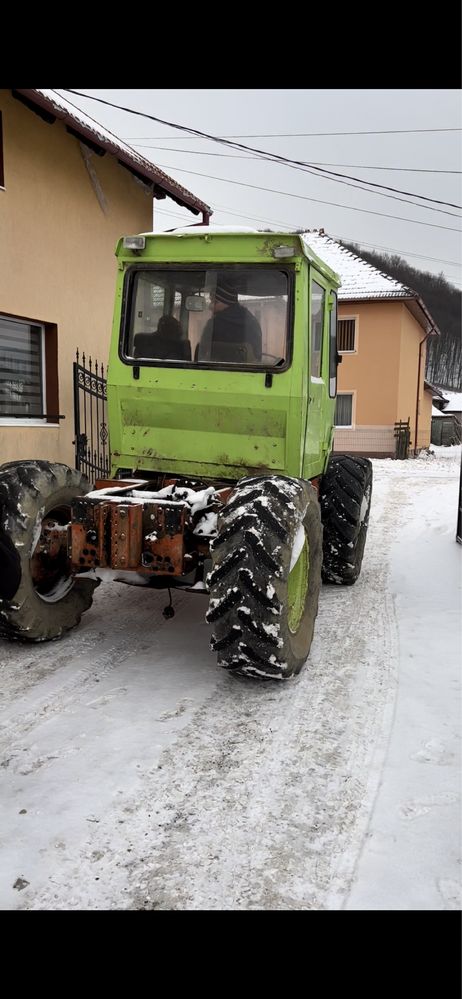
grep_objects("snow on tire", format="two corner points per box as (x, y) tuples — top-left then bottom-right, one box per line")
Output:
(0, 460), (99, 642)
(206, 475), (322, 680)
(320, 454), (373, 585)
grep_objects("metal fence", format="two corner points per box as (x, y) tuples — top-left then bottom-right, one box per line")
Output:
(73, 350), (110, 483)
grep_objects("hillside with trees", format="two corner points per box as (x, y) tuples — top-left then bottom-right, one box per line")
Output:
(341, 244), (461, 390)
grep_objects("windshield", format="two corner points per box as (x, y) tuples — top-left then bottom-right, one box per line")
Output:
(124, 267), (290, 367)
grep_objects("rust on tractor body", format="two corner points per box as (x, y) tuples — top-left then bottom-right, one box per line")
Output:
(68, 478), (216, 578)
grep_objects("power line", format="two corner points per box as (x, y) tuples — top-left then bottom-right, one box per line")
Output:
(292, 164), (461, 175)
(281, 162), (460, 217)
(202, 205), (462, 263)
(153, 204), (462, 268)
(131, 143), (461, 217)
(62, 91), (462, 210)
(131, 145), (462, 174)
(121, 127), (462, 139)
(151, 160), (462, 233)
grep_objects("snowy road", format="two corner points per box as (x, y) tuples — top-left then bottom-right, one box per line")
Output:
(0, 449), (460, 909)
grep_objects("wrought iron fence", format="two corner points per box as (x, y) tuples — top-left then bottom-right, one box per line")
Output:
(73, 350), (110, 483)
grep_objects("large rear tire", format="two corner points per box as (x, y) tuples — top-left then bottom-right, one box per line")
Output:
(320, 454), (372, 585)
(206, 475), (322, 680)
(0, 461), (99, 642)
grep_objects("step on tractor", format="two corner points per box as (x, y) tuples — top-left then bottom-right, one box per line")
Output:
(0, 229), (372, 680)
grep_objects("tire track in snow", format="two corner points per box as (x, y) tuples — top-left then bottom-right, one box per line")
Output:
(18, 467), (409, 911)
(127, 470), (407, 910)
(0, 583), (187, 755)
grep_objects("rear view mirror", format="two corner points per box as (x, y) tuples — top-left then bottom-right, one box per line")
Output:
(185, 295), (206, 312)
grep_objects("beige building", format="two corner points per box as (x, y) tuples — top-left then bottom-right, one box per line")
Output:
(303, 231), (441, 457)
(0, 88), (210, 467)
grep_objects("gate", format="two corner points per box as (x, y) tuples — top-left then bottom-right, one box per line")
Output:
(394, 418), (411, 460)
(73, 350), (110, 482)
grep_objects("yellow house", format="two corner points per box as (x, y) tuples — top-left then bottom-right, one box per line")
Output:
(303, 231), (440, 457)
(0, 88), (210, 468)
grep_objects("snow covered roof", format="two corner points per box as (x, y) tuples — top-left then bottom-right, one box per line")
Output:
(425, 381), (447, 400)
(439, 391), (462, 412)
(301, 231), (408, 299)
(301, 230), (441, 337)
(12, 89), (211, 218)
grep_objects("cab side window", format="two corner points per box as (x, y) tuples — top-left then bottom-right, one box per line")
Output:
(310, 281), (325, 378)
(329, 291), (338, 398)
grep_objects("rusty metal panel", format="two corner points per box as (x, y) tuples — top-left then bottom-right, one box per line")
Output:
(142, 502), (186, 576)
(144, 531), (184, 575)
(111, 504), (143, 569)
(93, 503), (109, 566)
(71, 500), (109, 570)
(70, 493), (201, 577)
(71, 522), (89, 569)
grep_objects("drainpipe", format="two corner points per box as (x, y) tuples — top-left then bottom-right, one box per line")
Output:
(414, 331), (432, 456)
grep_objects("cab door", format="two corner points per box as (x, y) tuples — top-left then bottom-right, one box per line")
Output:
(303, 274), (327, 476)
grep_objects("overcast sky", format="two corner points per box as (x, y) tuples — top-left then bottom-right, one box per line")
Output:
(58, 89), (461, 288)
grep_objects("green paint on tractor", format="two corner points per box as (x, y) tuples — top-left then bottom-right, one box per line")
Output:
(107, 229), (340, 482)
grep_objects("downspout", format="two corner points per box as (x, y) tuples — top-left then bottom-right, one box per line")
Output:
(414, 331), (432, 456)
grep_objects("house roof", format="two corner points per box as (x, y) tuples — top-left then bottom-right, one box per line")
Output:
(439, 390), (462, 412)
(11, 89), (211, 219)
(425, 381), (447, 400)
(301, 230), (441, 337)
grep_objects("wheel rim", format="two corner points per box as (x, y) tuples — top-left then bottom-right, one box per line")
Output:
(31, 503), (74, 603)
(287, 531), (309, 634)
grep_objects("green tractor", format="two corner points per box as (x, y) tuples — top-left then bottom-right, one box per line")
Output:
(0, 229), (372, 680)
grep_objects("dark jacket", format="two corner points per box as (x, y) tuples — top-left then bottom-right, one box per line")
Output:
(198, 304), (262, 362)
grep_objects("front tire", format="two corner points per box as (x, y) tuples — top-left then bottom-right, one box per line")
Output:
(207, 475), (322, 680)
(0, 461), (99, 642)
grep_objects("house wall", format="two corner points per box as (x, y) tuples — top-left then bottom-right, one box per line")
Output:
(0, 89), (153, 468)
(334, 299), (431, 456)
(334, 300), (401, 455)
(398, 306), (430, 449)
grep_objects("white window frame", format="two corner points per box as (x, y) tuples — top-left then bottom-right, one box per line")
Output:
(338, 315), (358, 354)
(0, 314), (49, 426)
(335, 391), (355, 429)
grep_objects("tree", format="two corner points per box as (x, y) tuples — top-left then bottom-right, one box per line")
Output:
(341, 244), (461, 390)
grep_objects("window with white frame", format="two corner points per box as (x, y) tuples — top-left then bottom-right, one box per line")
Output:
(335, 393), (353, 427)
(0, 316), (45, 419)
(338, 317), (356, 353)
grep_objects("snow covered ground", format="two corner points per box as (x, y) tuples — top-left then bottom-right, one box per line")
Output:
(0, 447), (460, 910)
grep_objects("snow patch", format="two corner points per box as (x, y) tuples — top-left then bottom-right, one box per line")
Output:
(193, 511), (218, 537)
(359, 490), (370, 524)
(261, 622), (280, 639)
(289, 525), (306, 571)
(30, 507), (45, 556)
